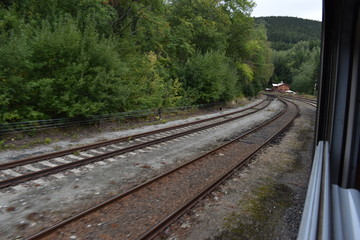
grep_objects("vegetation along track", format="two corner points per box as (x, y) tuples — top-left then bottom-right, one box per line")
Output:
(0, 99), (272, 189)
(25, 98), (299, 240)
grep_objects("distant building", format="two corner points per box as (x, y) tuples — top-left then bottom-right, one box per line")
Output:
(272, 81), (290, 93)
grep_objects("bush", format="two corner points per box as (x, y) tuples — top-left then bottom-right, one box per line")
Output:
(124, 51), (182, 110)
(180, 51), (238, 104)
(0, 17), (129, 121)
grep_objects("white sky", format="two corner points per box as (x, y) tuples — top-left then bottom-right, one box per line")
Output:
(251, 0), (323, 21)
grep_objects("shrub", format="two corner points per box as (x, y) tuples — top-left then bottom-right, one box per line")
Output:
(180, 51), (238, 104)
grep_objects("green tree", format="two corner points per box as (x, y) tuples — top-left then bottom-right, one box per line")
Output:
(271, 41), (320, 94)
(124, 51), (182, 110)
(168, 0), (231, 54)
(291, 49), (320, 94)
(0, 0), (276, 122)
(180, 51), (238, 103)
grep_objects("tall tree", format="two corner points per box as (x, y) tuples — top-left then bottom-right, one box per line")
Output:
(0, 0), (275, 122)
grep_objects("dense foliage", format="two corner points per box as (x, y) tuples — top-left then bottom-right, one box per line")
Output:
(271, 41), (320, 94)
(259, 17), (321, 94)
(0, 0), (274, 122)
(257, 16), (321, 51)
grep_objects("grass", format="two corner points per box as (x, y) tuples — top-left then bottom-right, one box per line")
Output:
(216, 116), (315, 239)
(0, 137), (54, 151)
(72, 151), (81, 156)
(53, 145), (62, 151)
(0, 99), (248, 152)
(0, 139), (5, 149)
(219, 181), (293, 240)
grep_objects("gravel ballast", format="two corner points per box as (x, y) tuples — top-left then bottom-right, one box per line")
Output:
(161, 99), (316, 240)
(0, 97), (315, 240)
(1, 97), (288, 239)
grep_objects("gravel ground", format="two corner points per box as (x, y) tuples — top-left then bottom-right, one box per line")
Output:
(0, 99), (261, 164)
(0, 97), (288, 240)
(35, 98), (296, 240)
(161, 100), (316, 240)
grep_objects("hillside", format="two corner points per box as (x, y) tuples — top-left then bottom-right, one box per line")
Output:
(256, 16), (322, 50)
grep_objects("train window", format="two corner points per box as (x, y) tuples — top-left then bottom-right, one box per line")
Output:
(298, 1), (360, 239)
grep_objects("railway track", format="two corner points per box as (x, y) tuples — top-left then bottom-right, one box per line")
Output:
(279, 95), (317, 108)
(0, 99), (272, 189)
(25, 98), (299, 240)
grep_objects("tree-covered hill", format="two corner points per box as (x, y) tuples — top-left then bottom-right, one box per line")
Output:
(256, 16), (322, 50)
(258, 17), (322, 95)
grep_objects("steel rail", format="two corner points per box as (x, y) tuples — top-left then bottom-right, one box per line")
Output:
(279, 95), (317, 107)
(0, 99), (268, 171)
(138, 99), (299, 240)
(0, 100), (271, 188)
(288, 98), (317, 108)
(25, 98), (298, 240)
(264, 93), (317, 104)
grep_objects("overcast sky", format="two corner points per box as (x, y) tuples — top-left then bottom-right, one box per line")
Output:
(251, 0), (323, 21)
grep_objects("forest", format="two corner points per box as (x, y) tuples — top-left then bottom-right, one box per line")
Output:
(0, 0), (275, 122)
(0, 1), (320, 123)
(257, 16), (321, 51)
(258, 16), (321, 95)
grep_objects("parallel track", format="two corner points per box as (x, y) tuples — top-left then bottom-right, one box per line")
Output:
(279, 95), (317, 108)
(0, 99), (271, 189)
(25, 98), (299, 240)
(1, 100), (267, 170)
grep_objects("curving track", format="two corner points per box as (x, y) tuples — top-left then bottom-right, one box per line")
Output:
(25, 98), (299, 240)
(279, 95), (317, 108)
(0, 99), (272, 189)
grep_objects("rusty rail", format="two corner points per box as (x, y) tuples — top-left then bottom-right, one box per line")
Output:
(25, 98), (298, 240)
(0, 100), (271, 188)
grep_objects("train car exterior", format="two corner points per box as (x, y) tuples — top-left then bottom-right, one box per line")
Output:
(298, 0), (360, 239)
